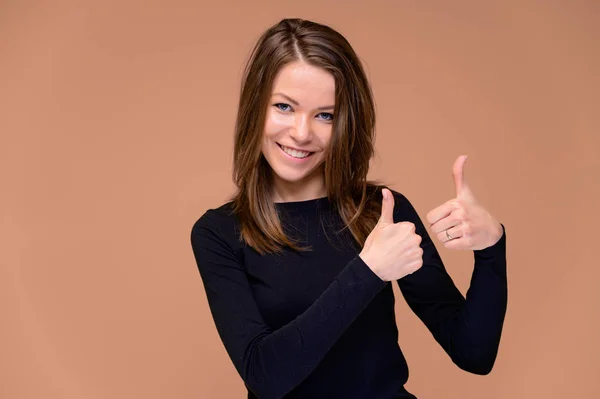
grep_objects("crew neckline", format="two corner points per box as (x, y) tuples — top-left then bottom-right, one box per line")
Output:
(274, 196), (329, 206)
(273, 196), (330, 208)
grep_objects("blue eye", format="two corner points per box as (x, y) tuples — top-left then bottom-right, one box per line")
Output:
(274, 103), (292, 112)
(318, 112), (334, 121)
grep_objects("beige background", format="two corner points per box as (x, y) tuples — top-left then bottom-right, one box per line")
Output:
(1, 1), (598, 398)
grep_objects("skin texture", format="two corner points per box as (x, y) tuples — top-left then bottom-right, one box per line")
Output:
(261, 62), (503, 275)
(426, 155), (504, 250)
(360, 158), (505, 279)
(261, 60), (335, 203)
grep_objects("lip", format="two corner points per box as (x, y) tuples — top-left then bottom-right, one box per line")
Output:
(277, 143), (314, 161)
(277, 143), (316, 153)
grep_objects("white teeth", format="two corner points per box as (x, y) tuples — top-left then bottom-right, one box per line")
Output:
(281, 145), (311, 159)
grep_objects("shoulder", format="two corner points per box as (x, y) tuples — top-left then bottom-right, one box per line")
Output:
(190, 200), (241, 246)
(388, 188), (414, 209)
(366, 183), (421, 221)
(365, 183), (413, 208)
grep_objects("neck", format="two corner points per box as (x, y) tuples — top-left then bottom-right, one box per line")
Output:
(271, 170), (327, 203)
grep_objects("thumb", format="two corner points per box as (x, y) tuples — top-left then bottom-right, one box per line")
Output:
(379, 188), (395, 225)
(452, 155), (469, 197)
(452, 155), (476, 201)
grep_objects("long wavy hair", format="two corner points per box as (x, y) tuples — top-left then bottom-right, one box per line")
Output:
(229, 18), (384, 255)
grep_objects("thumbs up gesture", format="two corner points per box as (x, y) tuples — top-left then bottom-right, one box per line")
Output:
(426, 155), (503, 251)
(359, 188), (424, 281)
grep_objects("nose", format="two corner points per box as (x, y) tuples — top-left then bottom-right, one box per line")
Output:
(289, 114), (311, 143)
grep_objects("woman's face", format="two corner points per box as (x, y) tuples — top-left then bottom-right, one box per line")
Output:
(261, 60), (335, 201)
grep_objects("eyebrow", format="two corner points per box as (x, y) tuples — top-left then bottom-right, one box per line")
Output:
(273, 92), (335, 111)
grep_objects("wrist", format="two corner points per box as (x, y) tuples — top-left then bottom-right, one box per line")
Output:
(488, 221), (504, 247)
(358, 252), (385, 281)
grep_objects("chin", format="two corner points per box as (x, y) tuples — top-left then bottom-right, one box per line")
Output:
(262, 141), (325, 187)
(270, 165), (319, 184)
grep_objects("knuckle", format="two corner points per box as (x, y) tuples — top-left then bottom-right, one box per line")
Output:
(463, 225), (471, 237)
(414, 246), (423, 257)
(449, 199), (461, 210)
(401, 222), (415, 232)
(416, 258), (423, 269)
(453, 209), (465, 220)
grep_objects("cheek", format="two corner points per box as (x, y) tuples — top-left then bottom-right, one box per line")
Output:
(316, 125), (333, 149)
(264, 108), (293, 138)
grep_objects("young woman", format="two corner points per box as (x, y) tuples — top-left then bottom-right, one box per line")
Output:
(190, 18), (507, 399)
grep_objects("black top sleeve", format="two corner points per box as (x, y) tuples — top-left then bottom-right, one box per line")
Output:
(392, 191), (508, 375)
(190, 211), (387, 399)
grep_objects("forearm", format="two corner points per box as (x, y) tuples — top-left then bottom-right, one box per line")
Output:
(235, 256), (386, 399)
(446, 225), (508, 374)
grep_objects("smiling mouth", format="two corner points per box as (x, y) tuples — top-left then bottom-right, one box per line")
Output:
(277, 143), (314, 159)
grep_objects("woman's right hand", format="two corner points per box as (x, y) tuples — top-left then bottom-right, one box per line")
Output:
(359, 188), (424, 281)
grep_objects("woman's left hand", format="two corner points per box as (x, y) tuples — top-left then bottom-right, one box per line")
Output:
(426, 155), (504, 251)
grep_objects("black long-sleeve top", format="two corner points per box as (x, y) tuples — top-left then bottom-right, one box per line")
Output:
(190, 189), (507, 399)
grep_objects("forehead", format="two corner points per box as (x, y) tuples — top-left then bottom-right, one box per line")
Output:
(271, 61), (335, 103)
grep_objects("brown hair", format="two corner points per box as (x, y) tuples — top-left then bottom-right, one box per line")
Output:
(229, 18), (384, 255)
